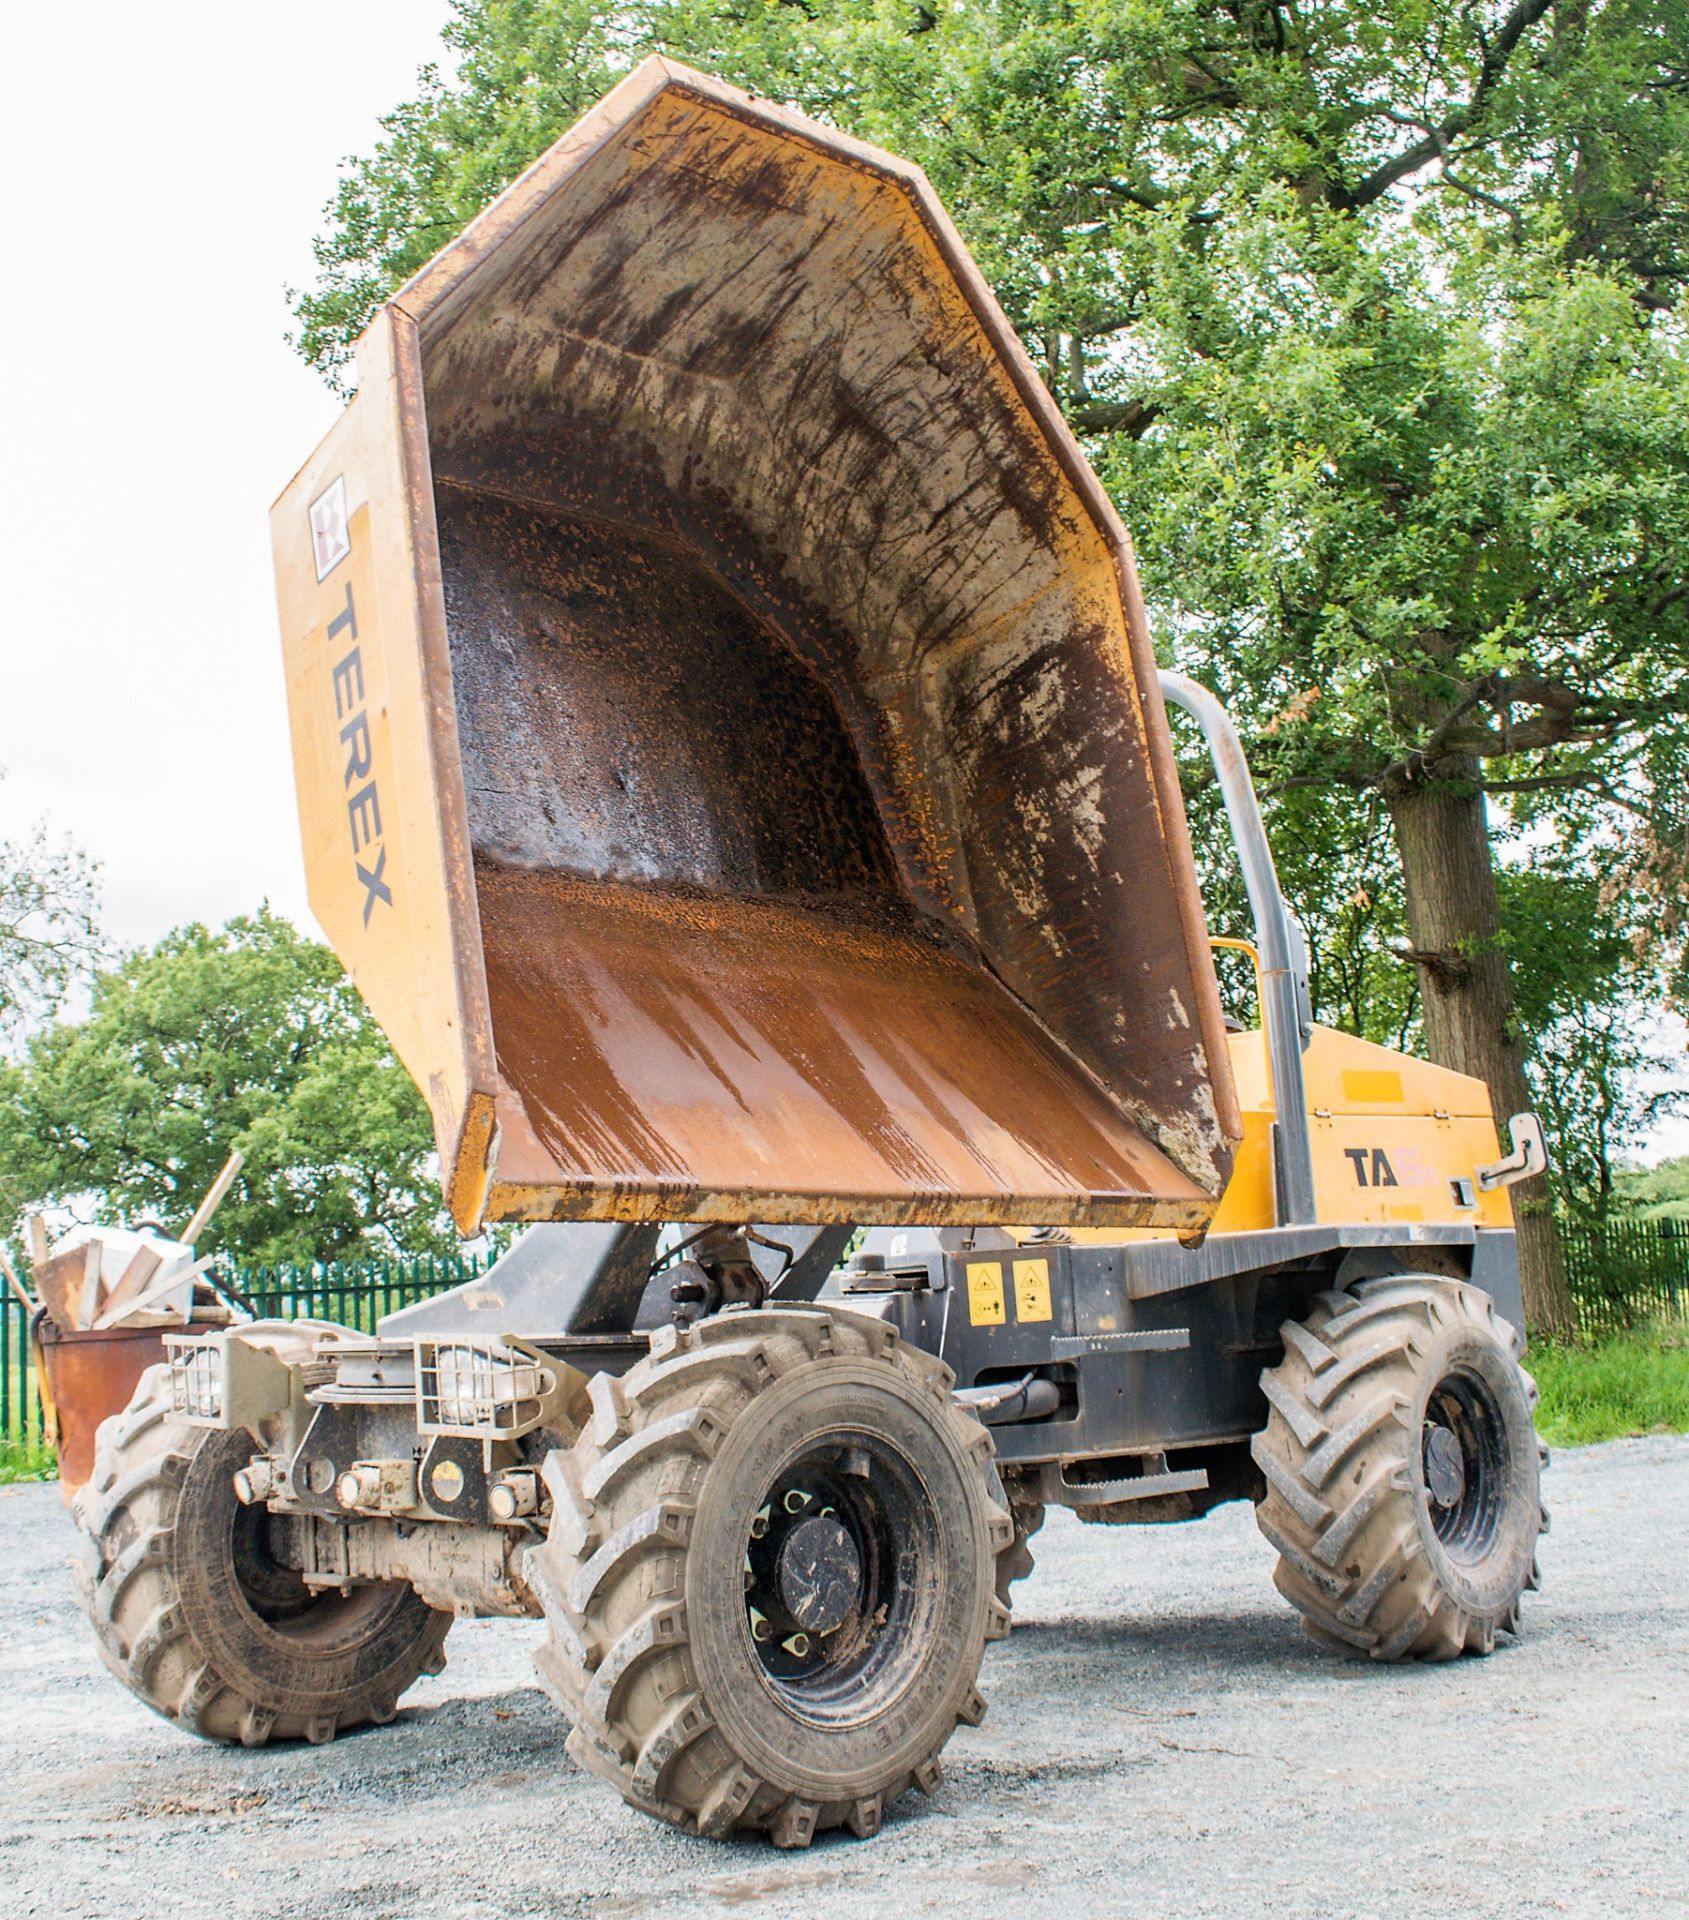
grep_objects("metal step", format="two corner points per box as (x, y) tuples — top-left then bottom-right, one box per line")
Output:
(1054, 1463), (1209, 1508)
(1049, 1327), (1190, 1359)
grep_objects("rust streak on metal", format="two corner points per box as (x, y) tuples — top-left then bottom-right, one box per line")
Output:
(477, 863), (1208, 1226)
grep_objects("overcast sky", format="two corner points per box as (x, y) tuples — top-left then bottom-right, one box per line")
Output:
(2, 6), (1681, 1161)
(0, 2), (453, 941)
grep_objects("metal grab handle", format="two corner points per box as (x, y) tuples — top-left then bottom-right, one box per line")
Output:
(1476, 1112), (1549, 1191)
(1158, 672), (1317, 1227)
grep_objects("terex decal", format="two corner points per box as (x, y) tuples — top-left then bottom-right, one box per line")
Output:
(323, 577), (394, 926)
(309, 475), (351, 581)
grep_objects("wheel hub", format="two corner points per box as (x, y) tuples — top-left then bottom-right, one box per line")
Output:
(1421, 1365), (1514, 1562)
(1423, 1422), (1466, 1509)
(776, 1514), (861, 1634)
(742, 1435), (935, 1717)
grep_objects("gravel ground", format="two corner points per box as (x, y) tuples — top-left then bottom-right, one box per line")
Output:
(2, 1436), (1684, 1920)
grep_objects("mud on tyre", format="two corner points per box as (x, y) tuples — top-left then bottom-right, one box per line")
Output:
(1254, 1273), (1547, 1661)
(996, 1480), (1044, 1609)
(72, 1355), (451, 1746)
(529, 1306), (1016, 1847)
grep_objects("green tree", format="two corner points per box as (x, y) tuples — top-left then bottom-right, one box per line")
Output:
(290, 1), (1689, 1329)
(0, 907), (454, 1265)
(1616, 1155), (1689, 1223)
(1121, 238), (1689, 1331)
(1504, 863), (1688, 1223)
(0, 771), (105, 1054)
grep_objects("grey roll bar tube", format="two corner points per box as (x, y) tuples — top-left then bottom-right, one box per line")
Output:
(1157, 671), (1318, 1226)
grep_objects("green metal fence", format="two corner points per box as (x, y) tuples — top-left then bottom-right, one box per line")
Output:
(4, 1225), (1685, 1447)
(1, 1289), (45, 1446)
(0, 1251), (492, 1448)
(238, 1251), (495, 1335)
(1560, 1214), (1689, 1338)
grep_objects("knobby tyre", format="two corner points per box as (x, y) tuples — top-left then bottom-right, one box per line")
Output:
(71, 1354), (450, 1745)
(529, 1306), (1016, 1847)
(1253, 1274), (1547, 1661)
(996, 1481), (1044, 1610)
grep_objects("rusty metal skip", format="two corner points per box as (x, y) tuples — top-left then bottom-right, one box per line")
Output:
(267, 57), (1241, 1239)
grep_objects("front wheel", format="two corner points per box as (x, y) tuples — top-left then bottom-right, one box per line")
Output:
(1253, 1274), (1546, 1661)
(72, 1361), (451, 1745)
(529, 1307), (1015, 1846)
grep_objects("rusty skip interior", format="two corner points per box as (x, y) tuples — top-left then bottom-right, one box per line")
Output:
(397, 69), (1236, 1224)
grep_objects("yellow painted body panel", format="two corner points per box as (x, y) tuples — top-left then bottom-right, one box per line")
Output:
(271, 312), (496, 1220)
(1066, 1024), (1515, 1245)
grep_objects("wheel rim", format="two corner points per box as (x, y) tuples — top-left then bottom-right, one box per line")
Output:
(1421, 1364), (1513, 1563)
(223, 1477), (405, 1650)
(741, 1431), (939, 1728)
(230, 1503), (322, 1625)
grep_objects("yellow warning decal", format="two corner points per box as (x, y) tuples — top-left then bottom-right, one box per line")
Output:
(1012, 1257), (1053, 1323)
(966, 1261), (1005, 1326)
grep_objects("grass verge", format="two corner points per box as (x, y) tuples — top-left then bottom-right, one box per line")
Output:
(0, 1438), (57, 1484)
(1529, 1327), (1689, 1447)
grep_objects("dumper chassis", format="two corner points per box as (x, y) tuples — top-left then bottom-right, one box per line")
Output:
(72, 675), (1549, 1847)
(76, 1223), (1546, 1846)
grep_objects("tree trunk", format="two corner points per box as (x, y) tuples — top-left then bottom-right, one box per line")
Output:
(1385, 755), (1576, 1339)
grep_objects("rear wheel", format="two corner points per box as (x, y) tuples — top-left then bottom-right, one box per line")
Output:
(529, 1307), (1014, 1846)
(1253, 1274), (1546, 1660)
(72, 1360), (450, 1745)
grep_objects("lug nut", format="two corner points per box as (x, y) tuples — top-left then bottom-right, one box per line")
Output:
(782, 1632), (811, 1657)
(749, 1607), (772, 1643)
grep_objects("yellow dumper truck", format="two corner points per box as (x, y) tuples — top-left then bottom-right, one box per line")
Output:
(72, 60), (1548, 1848)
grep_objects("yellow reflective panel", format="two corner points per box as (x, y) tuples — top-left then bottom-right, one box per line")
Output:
(1012, 1258), (1053, 1323)
(967, 1262), (1006, 1327)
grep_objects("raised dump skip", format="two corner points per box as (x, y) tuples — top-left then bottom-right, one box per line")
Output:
(271, 58), (1241, 1233)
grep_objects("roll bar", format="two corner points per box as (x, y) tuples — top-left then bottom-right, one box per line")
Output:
(1158, 673), (1317, 1226)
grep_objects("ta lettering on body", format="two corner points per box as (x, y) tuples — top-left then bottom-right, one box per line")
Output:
(1344, 1147), (1398, 1188)
(325, 581), (393, 926)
